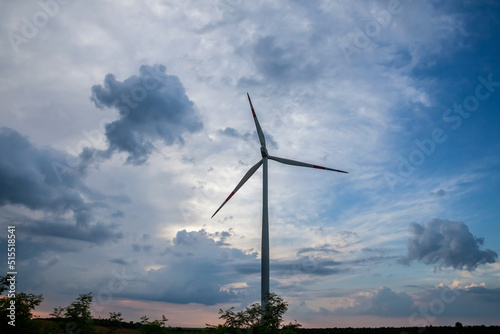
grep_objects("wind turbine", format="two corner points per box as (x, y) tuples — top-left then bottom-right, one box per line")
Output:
(211, 93), (348, 314)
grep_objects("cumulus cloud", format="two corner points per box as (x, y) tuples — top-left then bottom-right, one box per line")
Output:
(331, 284), (500, 320)
(334, 287), (416, 317)
(411, 284), (500, 320)
(0, 127), (121, 243)
(250, 36), (321, 83)
(123, 229), (258, 305)
(0, 127), (89, 222)
(120, 229), (351, 306)
(399, 219), (498, 271)
(89, 64), (203, 164)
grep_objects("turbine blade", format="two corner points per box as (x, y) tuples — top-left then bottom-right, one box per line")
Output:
(269, 156), (348, 174)
(247, 93), (266, 148)
(211, 159), (264, 218)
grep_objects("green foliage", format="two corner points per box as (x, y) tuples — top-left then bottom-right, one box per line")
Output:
(106, 311), (124, 332)
(281, 321), (302, 333)
(60, 292), (96, 334)
(213, 293), (300, 333)
(139, 314), (168, 334)
(262, 293), (288, 329)
(108, 311), (123, 323)
(0, 275), (44, 333)
(0, 275), (11, 294)
(65, 292), (93, 322)
(140, 315), (150, 325)
(41, 320), (64, 334)
(49, 306), (65, 319)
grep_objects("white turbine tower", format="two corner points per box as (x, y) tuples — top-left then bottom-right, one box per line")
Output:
(212, 93), (348, 315)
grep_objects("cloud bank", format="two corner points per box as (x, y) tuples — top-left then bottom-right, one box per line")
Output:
(399, 219), (498, 271)
(328, 284), (500, 321)
(0, 127), (88, 221)
(335, 286), (416, 317)
(0, 127), (121, 243)
(123, 229), (258, 305)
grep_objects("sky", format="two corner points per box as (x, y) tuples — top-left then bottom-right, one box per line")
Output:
(1, 0), (500, 329)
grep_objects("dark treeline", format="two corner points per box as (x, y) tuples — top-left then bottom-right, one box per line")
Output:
(1, 275), (498, 334)
(298, 326), (500, 334)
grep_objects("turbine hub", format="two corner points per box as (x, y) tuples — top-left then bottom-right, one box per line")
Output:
(260, 147), (268, 158)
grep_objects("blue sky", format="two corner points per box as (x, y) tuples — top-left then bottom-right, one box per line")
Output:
(1, 0), (499, 328)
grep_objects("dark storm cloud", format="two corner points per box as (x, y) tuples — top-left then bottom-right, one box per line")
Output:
(411, 284), (500, 320)
(297, 244), (340, 255)
(334, 287), (416, 317)
(234, 255), (346, 277)
(0, 127), (90, 223)
(131, 244), (152, 253)
(249, 36), (321, 83)
(399, 219), (498, 271)
(28, 218), (122, 244)
(0, 127), (121, 243)
(8, 237), (78, 260)
(110, 258), (129, 265)
(125, 231), (349, 306)
(277, 257), (346, 276)
(123, 229), (258, 305)
(89, 64), (203, 164)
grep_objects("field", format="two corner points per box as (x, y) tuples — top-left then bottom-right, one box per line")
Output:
(34, 319), (500, 334)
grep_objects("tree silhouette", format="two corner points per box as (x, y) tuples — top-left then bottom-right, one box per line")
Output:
(139, 314), (168, 334)
(0, 275), (44, 333)
(108, 311), (124, 331)
(213, 293), (300, 333)
(60, 292), (95, 334)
